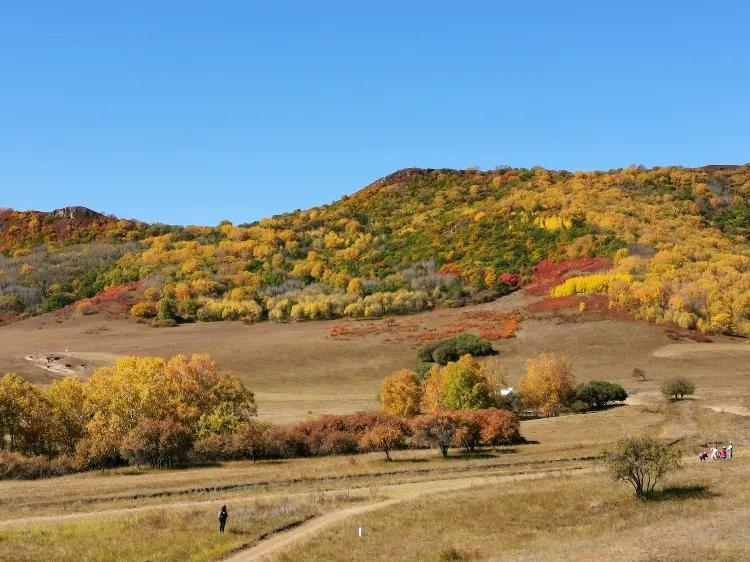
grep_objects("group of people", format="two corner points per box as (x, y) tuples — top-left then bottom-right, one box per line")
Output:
(698, 442), (733, 462)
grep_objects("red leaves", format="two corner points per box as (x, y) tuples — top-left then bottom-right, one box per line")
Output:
(525, 258), (612, 296)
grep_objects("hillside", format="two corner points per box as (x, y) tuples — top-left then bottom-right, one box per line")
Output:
(2, 164), (750, 335)
(0, 207), (174, 323)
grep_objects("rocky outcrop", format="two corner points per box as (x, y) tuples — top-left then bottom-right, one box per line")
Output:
(49, 206), (102, 220)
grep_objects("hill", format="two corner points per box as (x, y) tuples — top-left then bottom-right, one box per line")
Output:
(0, 207), (174, 323)
(2, 164), (750, 335)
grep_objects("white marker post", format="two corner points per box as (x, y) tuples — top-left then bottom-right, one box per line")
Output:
(358, 526), (363, 538)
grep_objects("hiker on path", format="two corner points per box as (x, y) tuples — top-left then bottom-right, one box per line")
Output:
(710, 447), (719, 460)
(728, 442), (733, 459)
(721, 447), (727, 460)
(218, 505), (228, 533)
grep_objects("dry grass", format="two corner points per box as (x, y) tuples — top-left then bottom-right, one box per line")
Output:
(275, 461), (750, 561)
(0, 497), (321, 562)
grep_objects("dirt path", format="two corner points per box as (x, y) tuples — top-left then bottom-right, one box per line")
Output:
(223, 467), (592, 562)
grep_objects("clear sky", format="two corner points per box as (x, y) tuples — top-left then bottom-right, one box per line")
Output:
(1, 1), (748, 225)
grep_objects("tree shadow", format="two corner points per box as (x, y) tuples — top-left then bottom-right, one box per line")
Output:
(647, 484), (718, 502)
(492, 447), (519, 455)
(594, 403), (627, 412)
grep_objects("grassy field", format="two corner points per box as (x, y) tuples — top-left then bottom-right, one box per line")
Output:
(2, 290), (750, 423)
(0, 497), (324, 562)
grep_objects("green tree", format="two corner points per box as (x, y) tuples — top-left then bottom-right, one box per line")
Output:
(575, 380), (628, 410)
(601, 437), (682, 498)
(441, 355), (496, 410)
(157, 294), (177, 321)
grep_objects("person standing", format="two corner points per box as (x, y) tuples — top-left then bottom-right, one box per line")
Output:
(721, 447), (727, 461)
(728, 442), (733, 459)
(218, 505), (228, 533)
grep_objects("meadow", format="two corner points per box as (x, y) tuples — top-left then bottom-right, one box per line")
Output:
(1, 287), (750, 560)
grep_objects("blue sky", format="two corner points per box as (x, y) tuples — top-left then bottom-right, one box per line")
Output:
(1, 1), (748, 225)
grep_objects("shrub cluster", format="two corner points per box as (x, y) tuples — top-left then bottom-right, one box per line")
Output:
(418, 334), (496, 365)
(0, 451), (83, 480)
(191, 409), (522, 464)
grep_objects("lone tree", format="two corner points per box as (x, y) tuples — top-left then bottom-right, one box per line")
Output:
(661, 377), (696, 401)
(601, 437), (682, 499)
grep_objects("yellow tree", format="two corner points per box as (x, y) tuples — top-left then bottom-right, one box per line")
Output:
(379, 369), (422, 417)
(83, 357), (169, 442)
(519, 353), (575, 416)
(420, 365), (445, 413)
(46, 377), (87, 455)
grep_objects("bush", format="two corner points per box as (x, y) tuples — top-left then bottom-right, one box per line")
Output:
(41, 292), (75, 312)
(0, 451), (82, 480)
(575, 380), (628, 410)
(191, 434), (230, 463)
(228, 421), (277, 462)
(414, 364), (432, 382)
(661, 377), (696, 400)
(358, 419), (409, 461)
(157, 295), (177, 321)
(418, 334), (496, 365)
(474, 408), (521, 445)
(130, 302), (157, 319)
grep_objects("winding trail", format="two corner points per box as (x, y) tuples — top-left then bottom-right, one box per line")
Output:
(223, 466), (593, 562)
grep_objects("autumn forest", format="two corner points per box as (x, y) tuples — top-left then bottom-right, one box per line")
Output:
(2, 164), (750, 335)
